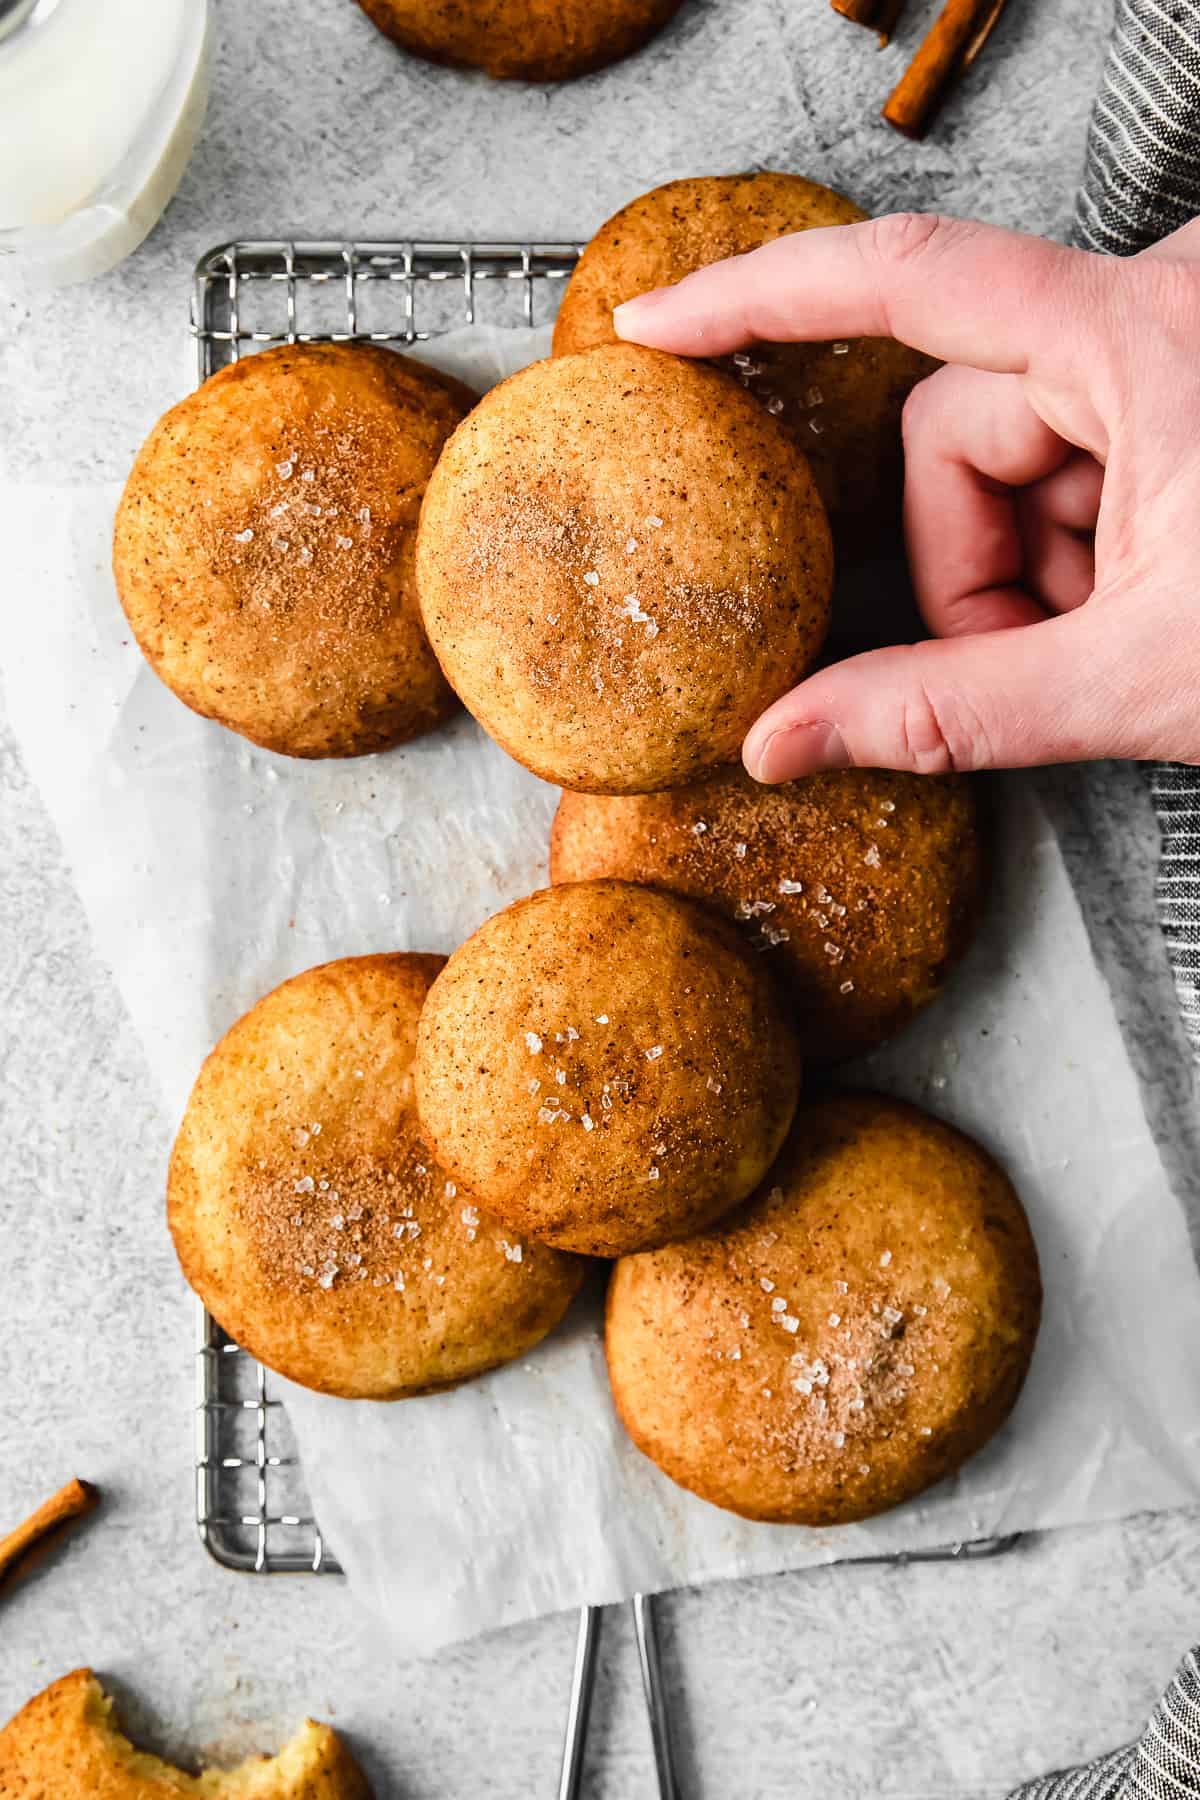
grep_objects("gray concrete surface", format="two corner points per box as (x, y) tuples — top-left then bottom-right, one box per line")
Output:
(4, 0), (1200, 1794)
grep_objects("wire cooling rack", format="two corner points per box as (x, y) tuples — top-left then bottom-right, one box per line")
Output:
(188, 237), (1020, 1584)
(189, 238), (581, 1574)
(194, 1310), (337, 1574)
(191, 237), (583, 381)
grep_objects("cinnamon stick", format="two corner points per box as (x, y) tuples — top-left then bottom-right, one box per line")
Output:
(830, 0), (908, 48)
(882, 0), (1010, 139)
(0, 1479), (99, 1596)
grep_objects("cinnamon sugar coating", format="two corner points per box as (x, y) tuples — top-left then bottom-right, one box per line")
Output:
(551, 766), (985, 1062)
(413, 880), (803, 1256)
(553, 173), (938, 555)
(606, 1094), (1041, 1525)
(415, 344), (832, 794)
(114, 344), (473, 758)
(168, 953), (583, 1399)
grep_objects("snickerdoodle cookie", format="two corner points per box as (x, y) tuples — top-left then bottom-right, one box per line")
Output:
(551, 767), (984, 1061)
(114, 343), (473, 757)
(0, 1668), (373, 1798)
(413, 880), (802, 1256)
(355, 0), (683, 80)
(415, 343), (832, 793)
(553, 173), (937, 550)
(168, 954), (583, 1398)
(606, 1094), (1041, 1525)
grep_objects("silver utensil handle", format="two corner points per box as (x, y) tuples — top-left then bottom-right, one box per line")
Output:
(557, 1604), (601, 1800)
(633, 1592), (682, 1800)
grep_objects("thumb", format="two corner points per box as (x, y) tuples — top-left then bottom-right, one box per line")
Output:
(743, 614), (1138, 778)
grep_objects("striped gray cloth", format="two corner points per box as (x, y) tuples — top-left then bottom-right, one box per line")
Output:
(1071, 0), (1200, 1055)
(1009, 11), (1200, 1796)
(1011, 1648), (1200, 1799)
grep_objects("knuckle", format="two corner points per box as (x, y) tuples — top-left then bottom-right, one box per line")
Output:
(1070, 252), (1200, 431)
(866, 211), (958, 270)
(896, 678), (993, 774)
(1128, 254), (1200, 348)
(861, 214), (980, 341)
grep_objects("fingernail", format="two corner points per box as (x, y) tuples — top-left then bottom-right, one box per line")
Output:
(613, 289), (670, 336)
(748, 722), (850, 783)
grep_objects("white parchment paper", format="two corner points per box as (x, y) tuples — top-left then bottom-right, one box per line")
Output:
(4, 325), (1200, 1659)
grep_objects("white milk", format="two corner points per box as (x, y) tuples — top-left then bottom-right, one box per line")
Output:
(0, 0), (210, 286)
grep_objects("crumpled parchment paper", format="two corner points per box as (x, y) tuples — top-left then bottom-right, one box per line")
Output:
(3, 326), (1200, 1658)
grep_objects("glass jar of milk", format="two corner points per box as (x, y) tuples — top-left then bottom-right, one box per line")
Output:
(0, 0), (211, 286)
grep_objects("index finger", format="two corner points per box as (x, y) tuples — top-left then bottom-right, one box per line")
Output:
(612, 213), (1103, 379)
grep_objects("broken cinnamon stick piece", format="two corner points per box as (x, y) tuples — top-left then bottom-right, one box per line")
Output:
(0, 1479), (99, 1596)
(882, 0), (1010, 139)
(830, 0), (908, 48)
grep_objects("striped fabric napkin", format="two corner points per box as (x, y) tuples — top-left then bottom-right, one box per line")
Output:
(1072, 0), (1200, 1051)
(1012, 1649), (1200, 1799)
(1010, 6), (1200, 1793)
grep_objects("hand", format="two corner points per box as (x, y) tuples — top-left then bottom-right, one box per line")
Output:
(613, 212), (1200, 779)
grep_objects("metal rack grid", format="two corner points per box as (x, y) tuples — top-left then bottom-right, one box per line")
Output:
(194, 1309), (337, 1574)
(190, 237), (583, 1575)
(191, 237), (583, 382)
(189, 237), (1020, 1586)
